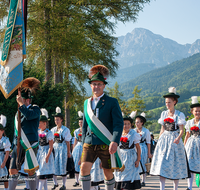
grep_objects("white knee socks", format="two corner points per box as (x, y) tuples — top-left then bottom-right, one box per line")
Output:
(188, 172), (194, 190)
(160, 176), (166, 190)
(141, 173), (146, 183)
(62, 176), (67, 187)
(53, 175), (58, 185)
(38, 179), (45, 190)
(173, 179), (179, 190)
(75, 173), (79, 183)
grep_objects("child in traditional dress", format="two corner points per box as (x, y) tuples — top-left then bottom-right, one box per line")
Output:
(134, 112), (152, 187)
(115, 111), (141, 190)
(150, 87), (189, 190)
(72, 111), (83, 187)
(37, 108), (55, 190)
(184, 96), (200, 190)
(0, 115), (11, 190)
(51, 107), (71, 190)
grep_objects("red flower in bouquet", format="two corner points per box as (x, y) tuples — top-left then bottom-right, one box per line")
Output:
(190, 126), (199, 132)
(39, 134), (46, 138)
(54, 133), (59, 137)
(164, 118), (174, 123)
(120, 137), (128, 143)
(78, 133), (82, 137)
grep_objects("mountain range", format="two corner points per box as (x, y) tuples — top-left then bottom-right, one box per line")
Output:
(119, 52), (200, 100)
(116, 28), (200, 69)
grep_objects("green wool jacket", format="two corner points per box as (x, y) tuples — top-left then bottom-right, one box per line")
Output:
(82, 94), (124, 145)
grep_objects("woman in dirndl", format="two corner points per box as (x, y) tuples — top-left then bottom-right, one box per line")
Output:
(114, 111), (141, 190)
(36, 108), (55, 190)
(134, 112), (152, 187)
(51, 107), (72, 190)
(150, 87), (190, 190)
(0, 115), (11, 190)
(72, 111), (83, 187)
(184, 96), (200, 190)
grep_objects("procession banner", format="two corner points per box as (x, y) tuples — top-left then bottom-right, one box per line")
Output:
(0, 0), (26, 99)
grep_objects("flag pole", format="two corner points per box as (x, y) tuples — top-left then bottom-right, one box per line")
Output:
(17, 88), (21, 164)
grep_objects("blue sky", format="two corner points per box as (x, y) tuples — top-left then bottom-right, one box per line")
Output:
(114, 0), (200, 45)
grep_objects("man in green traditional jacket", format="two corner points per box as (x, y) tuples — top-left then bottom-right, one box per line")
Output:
(9, 89), (40, 190)
(80, 65), (124, 190)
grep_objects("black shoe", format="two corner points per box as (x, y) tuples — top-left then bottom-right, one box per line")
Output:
(51, 184), (59, 190)
(73, 182), (79, 187)
(141, 182), (145, 187)
(98, 186), (100, 190)
(186, 188), (190, 190)
(24, 188), (30, 190)
(59, 185), (66, 190)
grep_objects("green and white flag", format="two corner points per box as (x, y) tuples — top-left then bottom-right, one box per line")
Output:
(84, 97), (124, 171)
(14, 114), (39, 172)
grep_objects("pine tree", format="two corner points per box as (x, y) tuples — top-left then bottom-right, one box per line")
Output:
(128, 85), (146, 114)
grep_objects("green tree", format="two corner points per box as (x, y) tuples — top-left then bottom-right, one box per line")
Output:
(106, 82), (129, 114)
(128, 85), (146, 113)
(0, 0), (151, 129)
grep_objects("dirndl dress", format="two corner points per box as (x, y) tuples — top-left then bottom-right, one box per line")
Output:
(114, 129), (141, 189)
(91, 157), (104, 186)
(133, 127), (151, 174)
(72, 128), (83, 173)
(150, 110), (189, 179)
(36, 129), (55, 179)
(51, 125), (72, 176)
(185, 119), (200, 173)
(0, 136), (11, 179)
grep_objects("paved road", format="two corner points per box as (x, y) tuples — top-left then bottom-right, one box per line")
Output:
(0, 175), (198, 189)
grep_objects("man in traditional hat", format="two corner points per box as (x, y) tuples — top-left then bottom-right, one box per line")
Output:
(80, 65), (124, 190)
(9, 89), (40, 190)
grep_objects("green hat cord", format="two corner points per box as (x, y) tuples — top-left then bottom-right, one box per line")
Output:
(88, 72), (107, 84)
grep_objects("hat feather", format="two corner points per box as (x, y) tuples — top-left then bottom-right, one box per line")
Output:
(78, 111), (83, 117)
(89, 65), (109, 79)
(0, 115), (7, 128)
(129, 111), (137, 119)
(41, 108), (49, 118)
(168, 87), (176, 94)
(141, 112), (146, 118)
(122, 112), (124, 117)
(56, 107), (61, 113)
(22, 77), (40, 94)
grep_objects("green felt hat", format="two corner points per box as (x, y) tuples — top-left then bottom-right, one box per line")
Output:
(122, 111), (137, 124)
(21, 89), (33, 99)
(52, 107), (63, 118)
(40, 108), (50, 122)
(135, 112), (146, 124)
(88, 72), (107, 84)
(163, 87), (180, 98)
(190, 96), (200, 108)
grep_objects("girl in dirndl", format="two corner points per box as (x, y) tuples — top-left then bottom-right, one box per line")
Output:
(134, 112), (152, 187)
(51, 107), (72, 190)
(184, 96), (200, 190)
(72, 111), (83, 187)
(150, 87), (189, 190)
(36, 108), (55, 190)
(0, 115), (11, 190)
(115, 111), (141, 190)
